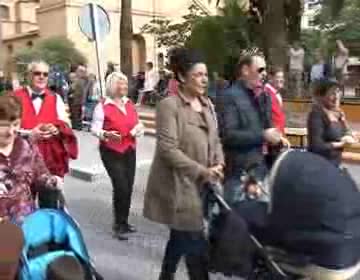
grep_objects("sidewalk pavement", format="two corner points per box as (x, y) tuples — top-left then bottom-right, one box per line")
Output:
(69, 131), (156, 181)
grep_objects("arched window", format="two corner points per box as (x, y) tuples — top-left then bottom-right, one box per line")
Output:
(27, 41), (33, 48)
(0, 5), (10, 20)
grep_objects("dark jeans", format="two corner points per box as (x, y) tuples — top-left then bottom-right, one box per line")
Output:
(100, 146), (136, 228)
(161, 229), (208, 275)
(69, 103), (83, 130)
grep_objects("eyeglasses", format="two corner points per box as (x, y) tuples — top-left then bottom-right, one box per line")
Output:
(32, 71), (49, 77)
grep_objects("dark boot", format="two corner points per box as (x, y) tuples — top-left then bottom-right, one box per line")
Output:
(185, 255), (209, 280)
(112, 224), (128, 241)
(158, 271), (175, 280)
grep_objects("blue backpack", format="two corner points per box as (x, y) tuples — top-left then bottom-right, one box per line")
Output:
(20, 209), (102, 280)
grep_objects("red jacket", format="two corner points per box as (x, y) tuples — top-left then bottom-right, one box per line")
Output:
(13, 88), (78, 177)
(100, 100), (138, 154)
(264, 83), (286, 134)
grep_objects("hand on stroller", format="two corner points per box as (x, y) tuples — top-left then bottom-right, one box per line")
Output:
(204, 165), (224, 183)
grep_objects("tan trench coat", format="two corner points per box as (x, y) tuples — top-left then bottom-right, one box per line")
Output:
(143, 93), (224, 231)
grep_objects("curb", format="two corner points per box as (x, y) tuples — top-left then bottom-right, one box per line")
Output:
(70, 166), (105, 182)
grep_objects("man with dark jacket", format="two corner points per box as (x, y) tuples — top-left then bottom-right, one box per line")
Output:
(222, 55), (281, 185)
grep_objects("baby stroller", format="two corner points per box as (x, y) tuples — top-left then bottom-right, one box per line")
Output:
(19, 208), (103, 280)
(208, 150), (360, 280)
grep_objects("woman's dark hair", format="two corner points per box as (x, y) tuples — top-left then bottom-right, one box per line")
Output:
(168, 48), (205, 82)
(46, 256), (85, 280)
(0, 95), (22, 122)
(268, 66), (283, 77)
(313, 79), (339, 97)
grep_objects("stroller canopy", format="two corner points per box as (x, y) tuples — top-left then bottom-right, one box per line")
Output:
(20, 209), (91, 280)
(267, 150), (360, 269)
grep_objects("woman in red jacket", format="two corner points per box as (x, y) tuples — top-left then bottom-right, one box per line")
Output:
(264, 67), (288, 167)
(91, 72), (144, 241)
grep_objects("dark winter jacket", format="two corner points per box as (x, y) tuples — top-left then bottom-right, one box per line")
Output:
(222, 80), (271, 176)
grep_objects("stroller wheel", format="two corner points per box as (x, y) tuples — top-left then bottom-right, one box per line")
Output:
(247, 256), (301, 280)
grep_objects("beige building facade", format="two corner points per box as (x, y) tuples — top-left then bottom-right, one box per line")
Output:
(0, 0), (217, 78)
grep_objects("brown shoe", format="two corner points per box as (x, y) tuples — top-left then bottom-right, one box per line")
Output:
(0, 222), (24, 280)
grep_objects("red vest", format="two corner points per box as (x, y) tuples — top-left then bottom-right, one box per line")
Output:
(264, 84), (286, 134)
(101, 101), (138, 153)
(13, 87), (58, 129)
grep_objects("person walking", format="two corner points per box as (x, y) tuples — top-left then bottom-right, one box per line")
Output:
(334, 40), (349, 87)
(143, 48), (224, 280)
(70, 65), (90, 130)
(12, 60), (77, 209)
(288, 42), (305, 98)
(222, 55), (282, 204)
(91, 72), (144, 241)
(136, 62), (159, 105)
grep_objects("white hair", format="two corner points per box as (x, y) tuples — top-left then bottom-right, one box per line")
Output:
(27, 60), (49, 73)
(105, 71), (128, 96)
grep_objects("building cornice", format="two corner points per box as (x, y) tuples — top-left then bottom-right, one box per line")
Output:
(1, 19), (37, 26)
(37, 1), (165, 18)
(3, 29), (39, 42)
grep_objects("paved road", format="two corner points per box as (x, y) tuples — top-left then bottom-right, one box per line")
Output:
(64, 132), (360, 280)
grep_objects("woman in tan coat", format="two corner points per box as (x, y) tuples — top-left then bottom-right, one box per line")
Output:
(143, 48), (224, 280)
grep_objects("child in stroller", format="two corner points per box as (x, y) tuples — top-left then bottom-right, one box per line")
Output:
(208, 150), (360, 280)
(19, 208), (103, 280)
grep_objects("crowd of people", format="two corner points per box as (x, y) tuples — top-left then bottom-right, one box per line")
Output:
(0, 43), (359, 280)
(144, 48), (360, 280)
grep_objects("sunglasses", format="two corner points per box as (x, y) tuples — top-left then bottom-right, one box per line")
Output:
(32, 71), (49, 77)
(257, 67), (266, 74)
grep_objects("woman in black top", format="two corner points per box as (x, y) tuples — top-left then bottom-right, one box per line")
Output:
(307, 79), (358, 166)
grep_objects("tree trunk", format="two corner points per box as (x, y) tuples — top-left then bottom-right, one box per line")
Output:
(286, 0), (303, 43)
(261, 0), (287, 69)
(120, 0), (133, 78)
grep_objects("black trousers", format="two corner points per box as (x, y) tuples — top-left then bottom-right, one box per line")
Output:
(100, 146), (136, 227)
(161, 229), (208, 277)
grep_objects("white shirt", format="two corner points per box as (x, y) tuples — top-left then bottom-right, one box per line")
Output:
(289, 48), (305, 71)
(91, 97), (144, 139)
(335, 54), (349, 74)
(310, 63), (325, 82)
(143, 69), (159, 92)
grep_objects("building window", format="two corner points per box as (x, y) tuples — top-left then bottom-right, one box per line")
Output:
(27, 41), (33, 48)
(0, 5), (10, 20)
(7, 45), (13, 54)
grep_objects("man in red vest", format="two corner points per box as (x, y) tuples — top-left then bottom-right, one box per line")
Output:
(13, 61), (77, 208)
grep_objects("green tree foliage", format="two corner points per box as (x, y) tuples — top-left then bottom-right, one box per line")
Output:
(186, 17), (226, 75)
(142, 1), (254, 77)
(186, 0), (254, 76)
(14, 36), (87, 76)
(140, 4), (207, 48)
(313, 0), (359, 56)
